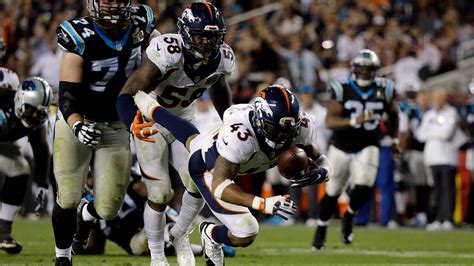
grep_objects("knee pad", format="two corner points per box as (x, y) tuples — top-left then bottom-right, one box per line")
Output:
(56, 190), (82, 210)
(95, 205), (119, 221)
(228, 214), (259, 238)
(143, 178), (173, 205)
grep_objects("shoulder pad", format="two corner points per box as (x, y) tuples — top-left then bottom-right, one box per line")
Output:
(146, 34), (183, 74)
(129, 4), (155, 34)
(219, 43), (235, 75)
(217, 121), (257, 164)
(0, 67), (20, 91)
(56, 19), (89, 55)
(329, 78), (345, 102)
(375, 77), (395, 103)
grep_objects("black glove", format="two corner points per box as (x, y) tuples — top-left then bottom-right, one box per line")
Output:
(290, 160), (329, 188)
(72, 121), (101, 147)
(35, 186), (48, 213)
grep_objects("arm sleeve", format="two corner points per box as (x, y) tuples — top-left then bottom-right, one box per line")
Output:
(58, 81), (84, 121)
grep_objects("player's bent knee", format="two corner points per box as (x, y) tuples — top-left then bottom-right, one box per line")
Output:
(57, 193), (82, 210)
(229, 213), (259, 239)
(95, 205), (119, 221)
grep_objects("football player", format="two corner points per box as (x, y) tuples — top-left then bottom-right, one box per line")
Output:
(52, 1), (156, 265)
(132, 85), (332, 266)
(0, 76), (52, 254)
(116, 2), (233, 265)
(312, 49), (399, 250)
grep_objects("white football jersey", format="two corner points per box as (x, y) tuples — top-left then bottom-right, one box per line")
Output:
(0, 67), (20, 91)
(190, 104), (315, 175)
(146, 33), (235, 121)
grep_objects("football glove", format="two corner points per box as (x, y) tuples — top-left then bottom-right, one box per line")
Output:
(132, 110), (158, 143)
(72, 121), (102, 147)
(134, 91), (160, 121)
(34, 186), (48, 213)
(253, 195), (297, 220)
(290, 159), (329, 188)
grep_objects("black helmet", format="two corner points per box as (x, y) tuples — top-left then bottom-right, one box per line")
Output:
(177, 1), (226, 61)
(253, 85), (301, 148)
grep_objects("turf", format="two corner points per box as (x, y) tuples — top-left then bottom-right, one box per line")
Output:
(1, 219), (473, 265)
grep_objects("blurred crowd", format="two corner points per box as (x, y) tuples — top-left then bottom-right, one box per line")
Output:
(1, 0), (474, 229)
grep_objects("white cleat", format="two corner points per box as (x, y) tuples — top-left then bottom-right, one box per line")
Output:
(199, 221), (224, 266)
(168, 224), (195, 266)
(150, 257), (170, 266)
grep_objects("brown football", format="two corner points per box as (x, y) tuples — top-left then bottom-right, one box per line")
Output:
(277, 145), (308, 179)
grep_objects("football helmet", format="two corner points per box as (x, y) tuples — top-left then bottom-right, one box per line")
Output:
(253, 85), (301, 149)
(87, 0), (131, 24)
(14, 77), (53, 128)
(351, 49), (380, 87)
(177, 1), (226, 61)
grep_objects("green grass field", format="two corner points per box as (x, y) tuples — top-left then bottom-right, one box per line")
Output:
(1, 219), (473, 265)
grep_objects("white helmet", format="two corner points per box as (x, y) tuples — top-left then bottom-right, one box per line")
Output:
(0, 67), (20, 91)
(351, 49), (381, 87)
(14, 77), (52, 128)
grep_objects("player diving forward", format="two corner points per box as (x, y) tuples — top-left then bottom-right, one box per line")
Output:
(130, 85), (333, 266)
(0, 76), (52, 254)
(116, 2), (233, 265)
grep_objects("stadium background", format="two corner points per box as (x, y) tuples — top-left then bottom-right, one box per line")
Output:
(0, 0), (474, 264)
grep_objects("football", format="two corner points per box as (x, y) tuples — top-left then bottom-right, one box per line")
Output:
(277, 145), (308, 179)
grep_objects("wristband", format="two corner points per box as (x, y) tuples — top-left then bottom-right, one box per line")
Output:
(252, 196), (265, 212)
(213, 179), (234, 199)
(349, 117), (358, 127)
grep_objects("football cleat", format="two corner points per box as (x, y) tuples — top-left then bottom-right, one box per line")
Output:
(0, 235), (22, 254)
(54, 257), (72, 266)
(72, 200), (92, 255)
(168, 224), (195, 266)
(312, 225), (327, 251)
(199, 221), (224, 266)
(341, 212), (354, 244)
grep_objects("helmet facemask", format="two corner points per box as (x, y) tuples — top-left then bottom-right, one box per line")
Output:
(87, 0), (131, 30)
(178, 20), (225, 62)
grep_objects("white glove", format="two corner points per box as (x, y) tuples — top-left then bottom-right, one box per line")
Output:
(72, 121), (102, 147)
(252, 195), (297, 220)
(134, 91), (160, 120)
(35, 186), (48, 213)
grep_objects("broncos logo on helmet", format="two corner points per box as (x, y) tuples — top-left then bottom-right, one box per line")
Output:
(253, 85), (301, 149)
(177, 1), (226, 61)
(14, 77), (52, 128)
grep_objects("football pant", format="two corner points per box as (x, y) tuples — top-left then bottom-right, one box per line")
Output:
(0, 142), (30, 178)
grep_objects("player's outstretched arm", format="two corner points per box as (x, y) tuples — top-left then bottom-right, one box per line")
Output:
(208, 75), (232, 119)
(116, 58), (162, 128)
(28, 126), (50, 188)
(213, 156), (297, 220)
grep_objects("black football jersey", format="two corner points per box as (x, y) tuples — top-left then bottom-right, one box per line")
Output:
(405, 103), (425, 151)
(0, 91), (42, 142)
(329, 77), (395, 153)
(56, 4), (154, 122)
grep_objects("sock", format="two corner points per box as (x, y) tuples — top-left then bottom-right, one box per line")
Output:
(1, 175), (29, 206)
(152, 107), (199, 145)
(319, 194), (339, 222)
(144, 202), (166, 260)
(55, 246), (72, 260)
(52, 202), (76, 249)
(349, 185), (372, 212)
(83, 203), (99, 222)
(0, 203), (20, 222)
(170, 191), (204, 237)
(0, 219), (13, 238)
(316, 219), (328, 227)
(346, 206), (355, 215)
(211, 225), (233, 246)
